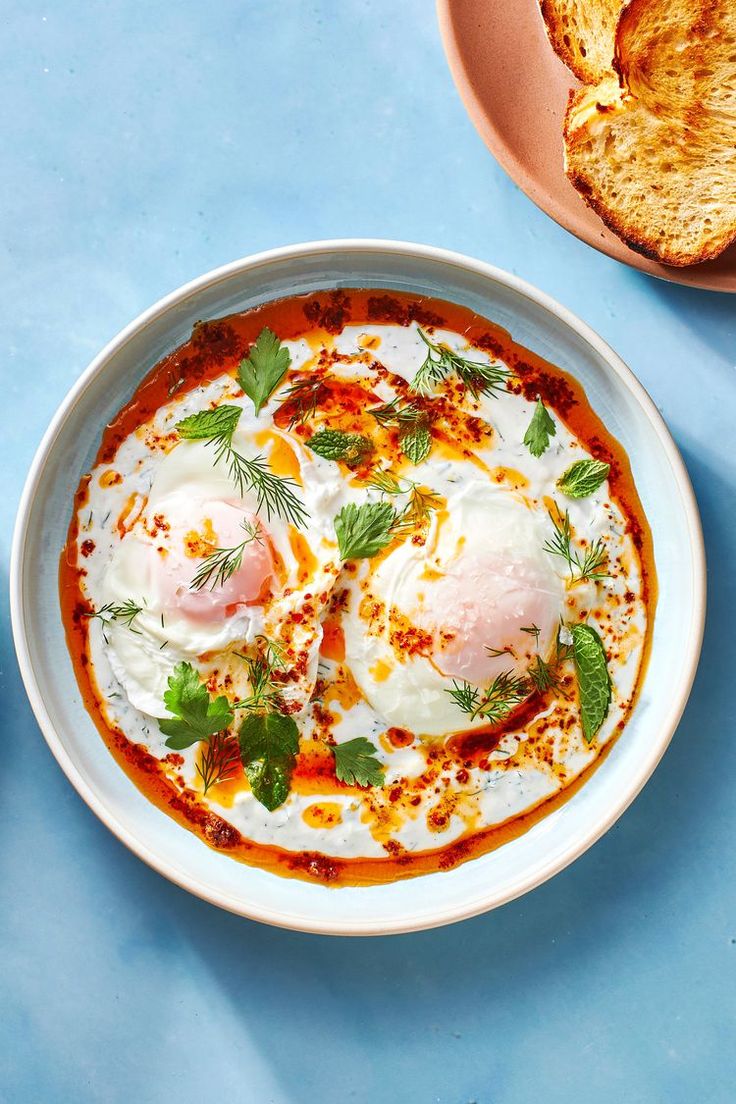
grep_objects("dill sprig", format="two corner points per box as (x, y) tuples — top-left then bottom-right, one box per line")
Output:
(176, 405), (308, 528)
(220, 443), (307, 528)
(278, 376), (327, 428)
(85, 599), (144, 641)
(486, 645), (514, 658)
(189, 519), (263, 591)
(368, 471), (441, 533)
(233, 638), (287, 713)
(411, 328), (510, 398)
(196, 731), (240, 795)
(370, 397), (432, 464)
(543, 507), (609, 583)
(367, 469), (403, 495)
(370, 397), (423, 426)
(447, 671), (530, 725)
(520, 624), (541, 646)
(527, 655), (562, 694)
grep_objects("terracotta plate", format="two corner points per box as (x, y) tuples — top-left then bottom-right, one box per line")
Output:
(438, 0), (736, 292)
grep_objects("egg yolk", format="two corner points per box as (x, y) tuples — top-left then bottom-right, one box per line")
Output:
(154, 501), (274, 621)
(413, 549), (562, 685)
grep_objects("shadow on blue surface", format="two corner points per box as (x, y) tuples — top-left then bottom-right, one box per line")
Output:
(640, 275), (736, 365)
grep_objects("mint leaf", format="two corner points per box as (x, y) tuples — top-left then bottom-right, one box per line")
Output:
(307, 428), (374, 467)
(334, 501), (397, 560)
(332, 737), (384, 787)
(238, 327), (291, 415)
(159, 662), (234, 750)
(571, 624), (611, 742)
(176, 404), (241, 443)
(557, 458), (610, 498)
(400, 422), (431, 464)
(239, 711), (299, 811)
(523, 398), (556, 458)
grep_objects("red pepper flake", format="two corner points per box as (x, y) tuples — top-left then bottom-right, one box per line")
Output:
(303, 291), (352, 334)
(80, 539), (95, 557)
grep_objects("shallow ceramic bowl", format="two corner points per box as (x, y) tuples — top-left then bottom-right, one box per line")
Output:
(11, 240), (705, 935)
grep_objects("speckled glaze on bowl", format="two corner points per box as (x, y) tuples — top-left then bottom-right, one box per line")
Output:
(10, 241), (705, 934)
(437, 0), (736, 292)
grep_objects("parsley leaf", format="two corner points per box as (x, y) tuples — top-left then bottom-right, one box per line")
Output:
(571, 623), (611, 741)
(238, 327), (291, 415)
(159, 662), (234, 751)
(238, 711), (299, 811)
(523, 399), (556, 458)
(399, 422), (432, 464)
(307, 428), (374, 467)
(331, 737), (384, 787)
(557, 459), (610, 498)
(334, 501), (397, 560)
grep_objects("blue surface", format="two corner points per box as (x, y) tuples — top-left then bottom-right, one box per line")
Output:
(2, 3), (734, 1101)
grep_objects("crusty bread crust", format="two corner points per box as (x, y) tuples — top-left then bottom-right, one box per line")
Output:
(539, 0), (623, 83)
(562, 0), (736, 266)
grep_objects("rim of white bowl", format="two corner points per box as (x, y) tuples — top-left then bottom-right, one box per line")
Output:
(10, 239), (706, 935)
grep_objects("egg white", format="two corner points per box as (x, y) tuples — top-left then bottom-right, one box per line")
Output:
(102, 406), (347, 716)
(342, 480), (567, 736)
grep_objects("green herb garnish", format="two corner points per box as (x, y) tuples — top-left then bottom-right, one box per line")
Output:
(239, 711), (299, 812)
(399, 422), (432, 464)
(238, 327), (291, 415)
(159, 662), (234, 750)
(370, 398), (431, 465)
(527, 655), (562, 694)
(233, 638), (287, 713)
(307, 428), (374, 467)
(196, 731), (240, 795)
(370, 398), (423, 427)
(410, 328), (509, 398)
(85, 599), (143, 637)
(234, 638), (300, 811)
(278, 376), (326, 428)
(520, 624), (541, 645)
(189, 519), (263, 591)
(543, 507), (609, 583)
(446, 671), (530, 725)
(368, 471), (441, 535)
(331, 737), (384, 787)
(523, 398), (556, 458)
(571, 623), (611, 741)
(557, 458), (610, 499)
(334, 501), (398, 560)
(176, 404), (308, 527)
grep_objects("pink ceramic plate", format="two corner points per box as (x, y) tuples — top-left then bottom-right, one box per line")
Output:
(438, 0), (736, 292)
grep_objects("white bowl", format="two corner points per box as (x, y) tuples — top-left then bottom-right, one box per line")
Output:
(10, 240), (705, 935)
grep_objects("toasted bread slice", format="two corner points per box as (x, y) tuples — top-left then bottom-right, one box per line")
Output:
(564, 1), (736, 266)
(615, 0), (736, 131)
(539, 0), (624, 83)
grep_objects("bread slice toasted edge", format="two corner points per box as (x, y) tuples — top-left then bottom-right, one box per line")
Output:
(563, 83), (736, 266)
(539, 0), (623, 84)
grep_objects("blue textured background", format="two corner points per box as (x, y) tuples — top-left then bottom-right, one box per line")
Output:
(2, 3), (734, 1101)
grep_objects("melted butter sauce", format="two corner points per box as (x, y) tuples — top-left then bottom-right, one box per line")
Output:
(59, 289), (657, 887)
